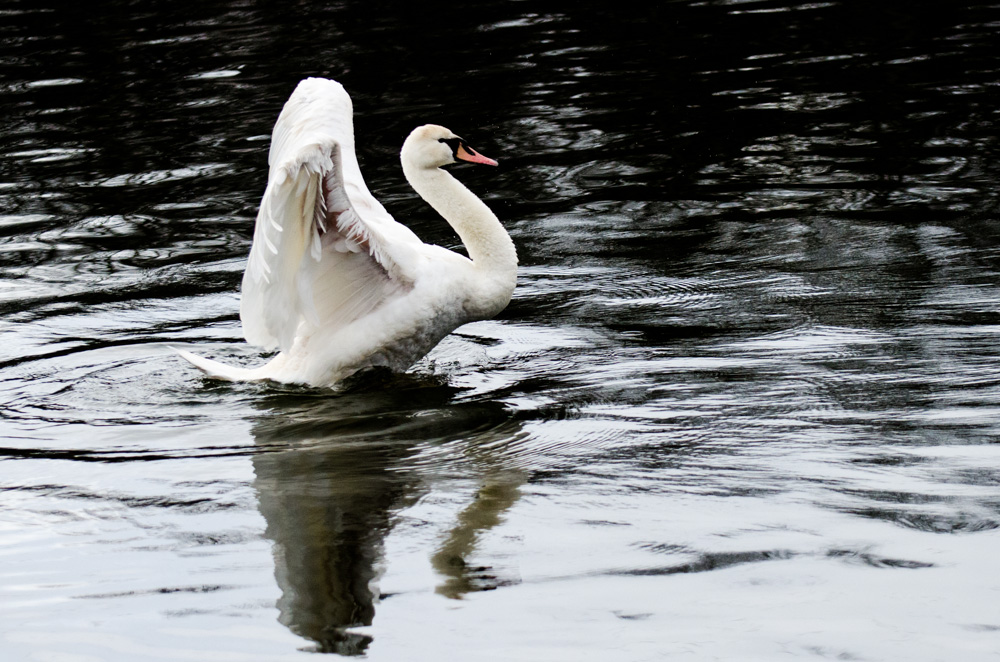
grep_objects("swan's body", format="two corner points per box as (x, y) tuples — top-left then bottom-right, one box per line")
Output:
(178, 78), (517, 386)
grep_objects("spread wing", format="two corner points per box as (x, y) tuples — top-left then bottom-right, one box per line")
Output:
(240, 78), (422, 352)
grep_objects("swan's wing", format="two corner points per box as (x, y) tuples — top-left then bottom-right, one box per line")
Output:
(240, 78), (423, 352)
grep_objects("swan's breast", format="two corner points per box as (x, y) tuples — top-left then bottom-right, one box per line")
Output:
(362, 287), (471, 371)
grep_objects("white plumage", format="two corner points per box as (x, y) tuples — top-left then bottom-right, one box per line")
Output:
(178, 78), (517, 386)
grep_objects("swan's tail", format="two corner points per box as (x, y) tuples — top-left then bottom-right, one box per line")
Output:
(173, 347), (257, 382)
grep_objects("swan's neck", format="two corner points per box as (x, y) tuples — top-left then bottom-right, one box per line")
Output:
(402, 163), (517, 276)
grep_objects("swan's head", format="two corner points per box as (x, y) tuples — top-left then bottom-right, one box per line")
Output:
(401, 124), (498, 170)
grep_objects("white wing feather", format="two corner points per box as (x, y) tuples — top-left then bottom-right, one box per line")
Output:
(240, 78), (422, 352)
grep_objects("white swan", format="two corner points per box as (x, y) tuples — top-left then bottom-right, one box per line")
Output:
(177, 77), (517, 386)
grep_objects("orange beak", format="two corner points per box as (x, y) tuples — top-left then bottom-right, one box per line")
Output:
(456, 143), (498, 166)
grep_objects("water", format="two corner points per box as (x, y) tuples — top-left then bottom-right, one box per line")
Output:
(3, 0), (1000, 659)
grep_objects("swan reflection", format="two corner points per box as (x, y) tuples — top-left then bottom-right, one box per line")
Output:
(431, 472), (524, 599)
(250, 373), (525, 654)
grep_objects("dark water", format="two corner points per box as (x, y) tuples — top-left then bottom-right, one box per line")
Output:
(3, 1), (1000, 659)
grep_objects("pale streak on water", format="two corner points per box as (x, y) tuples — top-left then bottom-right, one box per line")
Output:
(2, 1), (1000, 660)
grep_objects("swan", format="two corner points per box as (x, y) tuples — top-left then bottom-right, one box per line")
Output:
(177, 77), (517, 386)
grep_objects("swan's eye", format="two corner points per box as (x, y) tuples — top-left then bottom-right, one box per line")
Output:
(438, 137), (464, 156)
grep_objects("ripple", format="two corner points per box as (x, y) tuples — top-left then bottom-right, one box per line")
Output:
(585, 275), (718, 309)
(7, 146), (95, 163)
(825, 549), (935, 569)
(844, 508), (999, 534)
(719, 325), (893, 360)
(611, 549), (796, 576)
(91, 163), (231, 188)
(187, 69), (242, 80)
(25, 77), (84, 88)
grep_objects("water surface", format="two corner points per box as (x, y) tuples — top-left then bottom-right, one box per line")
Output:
(2, 1), (1000, 660)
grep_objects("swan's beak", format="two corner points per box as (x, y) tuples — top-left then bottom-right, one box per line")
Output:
(456, 143), (498, 166)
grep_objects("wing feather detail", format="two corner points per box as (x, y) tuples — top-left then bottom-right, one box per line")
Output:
(240, 78), (421, 352)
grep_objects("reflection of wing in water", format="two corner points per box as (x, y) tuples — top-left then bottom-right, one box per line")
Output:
(250, 373), (526, 654)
